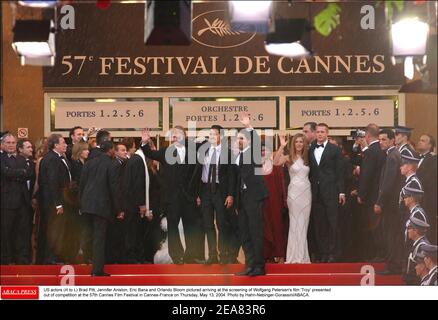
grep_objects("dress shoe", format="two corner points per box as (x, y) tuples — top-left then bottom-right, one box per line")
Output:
(205, 256), (219, 264)
(173, 258), (184, 265)
(249, 268), (266, 277)
(235, 268), (253, 276)
(91, 272), (110, 277)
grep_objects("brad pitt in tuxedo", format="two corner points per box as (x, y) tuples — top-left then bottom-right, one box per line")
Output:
(308, 123), (345, 263)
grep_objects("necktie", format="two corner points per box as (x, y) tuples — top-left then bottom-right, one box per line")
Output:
(209, 148), (217, 193)
(239, 151), (244, 190)
(316, 144), (324, 149)
(26, 159), (31, 190)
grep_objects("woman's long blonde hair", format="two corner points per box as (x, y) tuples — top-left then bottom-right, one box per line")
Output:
(287, 133), (309, 166)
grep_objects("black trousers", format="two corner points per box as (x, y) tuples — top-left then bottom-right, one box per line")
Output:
(311, 186), (339, 259)
(124, 209), (145, 263)
(166, 194), (204, 262)
(384, 205), (404, 272)
(83, 213), (108, 274)
(106, 218), (125, 264)
(200, 184), (232, 260)
(37, 204), (68, 264)
(238, 191), (264, 269)
(1, 205), (32, 264)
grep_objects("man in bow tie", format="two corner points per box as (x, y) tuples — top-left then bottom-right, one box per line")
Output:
(308, 123), (346, 263)
(37, 134), (72, 264)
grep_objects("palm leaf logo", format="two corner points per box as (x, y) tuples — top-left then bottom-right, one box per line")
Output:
(198, 18), (241, 37)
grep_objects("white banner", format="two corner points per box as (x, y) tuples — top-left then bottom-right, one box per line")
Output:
(288, 99), (395, 128)
(171, 99), (278, 129)
(54, 100), (161, 130)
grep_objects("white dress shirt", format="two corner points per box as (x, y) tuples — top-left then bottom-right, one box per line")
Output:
(236, 146), (250, 189)
(313, 140), (328, 166)
(175, 145), (186, 163)
(202, 144), (221, 183)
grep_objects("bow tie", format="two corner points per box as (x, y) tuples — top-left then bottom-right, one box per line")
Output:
(315, 144), (324, 149)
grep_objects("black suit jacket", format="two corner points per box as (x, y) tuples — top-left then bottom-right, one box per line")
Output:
(38, 150), (71, 209)
(358, 141), (386, 205)
(196, 142), (237, 199)
(308, 141), (345, 203)
(80, 152), (119, 220)
(122, 154), (146, 213)
(1, 154), (34, 209)
(234, 129), (269, 203)
(416, 152), (437, 219)
(376, 147), (402, 208)
(141, 142), (199, 204)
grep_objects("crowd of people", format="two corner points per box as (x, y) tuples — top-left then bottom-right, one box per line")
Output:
(0, 113), (436, 284)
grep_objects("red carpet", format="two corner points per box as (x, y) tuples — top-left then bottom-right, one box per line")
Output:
(1, 263), (403, 286)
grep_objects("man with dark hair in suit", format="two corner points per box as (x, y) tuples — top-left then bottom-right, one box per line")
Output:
(234, 113), (269, 276)
(375, 129), (403, 274)
(357, 124), (386, 261)
(308, 123), (346, 263)
(88, 130), (112, 160)
(197, 125), (237, 264)
(37, 134), (72, 264)
(66, 126), (98, 161)
(106, 143), (128, 264)
(121, 142), (150, 264)
(416, 134), (437, 243)
(80, 141), (121, 276)
(17, 138), (36, 264)
(1, 134), (34, 264)
(141, 126), (204, 264)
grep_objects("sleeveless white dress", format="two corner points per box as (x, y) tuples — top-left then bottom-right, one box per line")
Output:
(286, 157), (312, 264)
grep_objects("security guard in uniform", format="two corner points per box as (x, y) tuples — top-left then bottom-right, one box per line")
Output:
(421, 243), (437, 286)
(405, 216), (430, 285)
(409, 249), (429, 285)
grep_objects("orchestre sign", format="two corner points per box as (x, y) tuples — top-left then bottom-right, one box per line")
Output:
(170, 99), (278, 129)
(53, 100), (161, 130)
(288, 98), (396, 128)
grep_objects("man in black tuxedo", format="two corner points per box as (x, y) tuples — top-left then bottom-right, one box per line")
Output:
(80, 141), (121, 276)
(416, 134), (437, 243)
(1, 134), (34, 264)
(357, 124), (386, 261)
(37, 134), (72, 264)
(375, 129), (403, 274)
(141, 127), (204, 264)
(308, 123), (346, 263)
(88, 130), (112, 160)
(106, 143), (128, 264)
(197, 125), (237, 264)
(234, 113), (269, 276)
(122, 143), (151, 264)
(17, 139), (36, 263)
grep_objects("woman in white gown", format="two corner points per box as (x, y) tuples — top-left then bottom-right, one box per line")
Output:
(274, 133), (311, 263)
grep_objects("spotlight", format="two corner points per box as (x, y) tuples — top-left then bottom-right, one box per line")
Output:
(391, 18), (429, 57)
(144, 0), (192, 45)
(18, 1), (57, 8)
(12, 20), (56, 66)
(264, 19), (312, 58)
(228, 1), (272, 33)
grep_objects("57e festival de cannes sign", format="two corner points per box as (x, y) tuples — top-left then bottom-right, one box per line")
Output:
(43, 1), (403, 88)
